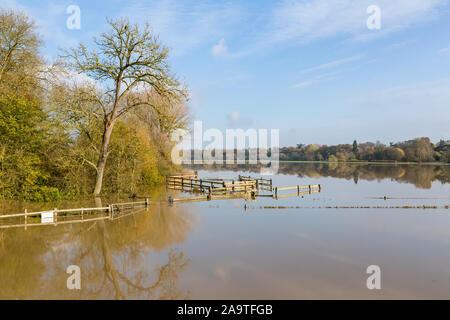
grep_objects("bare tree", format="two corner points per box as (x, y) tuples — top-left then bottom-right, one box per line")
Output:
(61, 18), (187, 195)
(0, 9), (42, 91)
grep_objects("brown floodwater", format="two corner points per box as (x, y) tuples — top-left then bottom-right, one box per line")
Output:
(1, 163), (450, 299)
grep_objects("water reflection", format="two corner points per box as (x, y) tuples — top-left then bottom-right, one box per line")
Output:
(2, 165), (450, 299)
(0, 200), (194, 299)
(187, 163), (450, 189)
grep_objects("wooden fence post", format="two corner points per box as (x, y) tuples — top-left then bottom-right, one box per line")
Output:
(24, 209), (27, 230)
(109, 204), (114, 219)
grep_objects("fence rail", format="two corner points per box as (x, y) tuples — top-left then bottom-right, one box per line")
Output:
(167, 173), (322, 202)
(238, 175), (273, 188)
(166, 175), (258, 195)
(0, 199), (150, 230)
(274, 184), (321, 197)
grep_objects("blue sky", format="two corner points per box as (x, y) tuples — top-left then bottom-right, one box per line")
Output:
(2, 0), (450, 146)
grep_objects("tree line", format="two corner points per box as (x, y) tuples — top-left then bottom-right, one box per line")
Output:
(186, 137), (449, 164)
(280, 138), (450, 163)
(0, 9), (189, 200)
(186, 162), (450, 189)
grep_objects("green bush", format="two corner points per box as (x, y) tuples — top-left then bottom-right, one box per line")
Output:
(24, 186), (62, 202)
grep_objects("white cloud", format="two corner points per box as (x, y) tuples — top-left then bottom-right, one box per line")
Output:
(226, 73), (249, 81)
(292, 80), (313, 88)
(226, 0), (445, 58)
(347, 79), (450, 126)
(211, 38), (228, 56)
(292, 70), (340, 88)
(269, 0), (444, 44)
(301, 55), (363, 74)
(1, 0), (81, 51)
(5, 0), (445, 60)
(292, 57), (379, 89)
(438, 47), (450, 54)
(226, 111), (253, 127)
(286, 78), (450, 143)
(383, 40), (417, 52)
(120, 0), (241, 57)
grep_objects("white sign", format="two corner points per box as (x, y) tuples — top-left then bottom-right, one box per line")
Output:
(41, 211), (54, 224)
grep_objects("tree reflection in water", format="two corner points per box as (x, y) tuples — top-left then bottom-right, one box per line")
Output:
(187, 163), (450, 189)
(0, 199), (194, 299)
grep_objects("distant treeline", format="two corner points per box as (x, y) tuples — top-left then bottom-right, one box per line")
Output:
(186, 137), (450, 163)
(280, 138), (450, 163)
(185, 162), (450, 189)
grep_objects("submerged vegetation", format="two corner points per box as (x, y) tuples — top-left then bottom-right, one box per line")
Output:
(0, 9), (189, 200)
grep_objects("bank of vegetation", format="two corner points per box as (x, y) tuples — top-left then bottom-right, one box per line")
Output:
(187, 162), (450, 189)
(0, 10), (189, 201)
(280, 138), (450, 163)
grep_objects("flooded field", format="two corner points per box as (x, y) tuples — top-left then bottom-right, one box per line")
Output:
(1, 163), (450, 299)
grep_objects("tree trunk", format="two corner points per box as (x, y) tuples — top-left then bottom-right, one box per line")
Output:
(93, 121), (115, 195)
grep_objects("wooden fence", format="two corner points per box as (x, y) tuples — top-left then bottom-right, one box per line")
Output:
(274, 184), (321, 198)
(166, 175), (257, 195)
(0, 199), (149, 230)
(167, 173), (322, 202)
(169, 192), (256, 203)
(238, 175), (273, 189)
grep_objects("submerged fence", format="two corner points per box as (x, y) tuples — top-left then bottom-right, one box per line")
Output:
(274, 184), (321, 198)
(0, 199), (150, 230)
(166, 173), (323, 203)
(166, 175), (260, 195)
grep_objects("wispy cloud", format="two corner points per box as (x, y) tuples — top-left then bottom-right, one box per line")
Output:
(292, 57), (378, 88)
(120, 0), (242, 57)
(211, 38), (228, 56)
(301, 55), (363, 74)
(269, 0), (444, 43)
(348, 79), (450, 112)
(227, 0), (445, 58)
(1, 0), (79, 51)
(292, 70), (340, 88)
(342, 79), (450, 141)
(226, 111), (253, 127)
(383, 39), (417, 52)
(4, 0), (446, 60)
(438, 47), (450, 54)
(225, 73), (249, 82)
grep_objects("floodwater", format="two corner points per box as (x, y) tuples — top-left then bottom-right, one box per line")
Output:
(1, 163), (450, 299)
